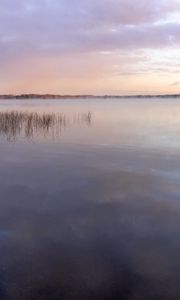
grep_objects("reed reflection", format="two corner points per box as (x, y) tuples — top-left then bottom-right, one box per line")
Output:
(0, 111), (92, 140)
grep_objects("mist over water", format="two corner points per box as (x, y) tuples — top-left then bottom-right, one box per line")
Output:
(0, 98), (180, 300)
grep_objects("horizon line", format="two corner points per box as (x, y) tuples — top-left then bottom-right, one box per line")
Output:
(0, 93), (180, 99)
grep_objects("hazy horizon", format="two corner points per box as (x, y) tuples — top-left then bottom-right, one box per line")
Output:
(1, 92), (180, 97)
(1, 0), (180, 95)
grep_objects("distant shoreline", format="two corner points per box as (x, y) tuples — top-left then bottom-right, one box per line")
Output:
(0, 94), (180, 99)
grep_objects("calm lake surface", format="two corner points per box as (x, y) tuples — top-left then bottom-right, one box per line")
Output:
(0, 98), (180, 300)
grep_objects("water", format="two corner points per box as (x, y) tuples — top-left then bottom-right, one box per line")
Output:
(0, 98), (180, 300)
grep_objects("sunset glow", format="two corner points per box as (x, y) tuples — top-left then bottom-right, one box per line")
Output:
(1, 0), (180, 95)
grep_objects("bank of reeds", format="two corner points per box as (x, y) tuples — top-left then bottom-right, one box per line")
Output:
(0, 111), (92, 140)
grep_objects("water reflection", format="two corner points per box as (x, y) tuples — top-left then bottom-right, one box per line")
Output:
(0, 111), (92, 141)
(0, 168), (180, 300)
(1, 99), (180, 300)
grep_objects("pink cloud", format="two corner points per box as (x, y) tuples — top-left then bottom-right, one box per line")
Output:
(0, 0), (180, 93)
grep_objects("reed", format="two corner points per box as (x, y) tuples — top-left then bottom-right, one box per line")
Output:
(0, 111), (92, 140)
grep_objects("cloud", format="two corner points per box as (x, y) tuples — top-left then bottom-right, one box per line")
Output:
(170, 81), (180, 86)
(0, 0), (180, 93)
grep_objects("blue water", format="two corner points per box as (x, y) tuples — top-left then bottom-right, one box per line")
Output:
(0, 98), (180, 299)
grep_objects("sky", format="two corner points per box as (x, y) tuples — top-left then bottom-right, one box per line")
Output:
(0, 0), (180, 95)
